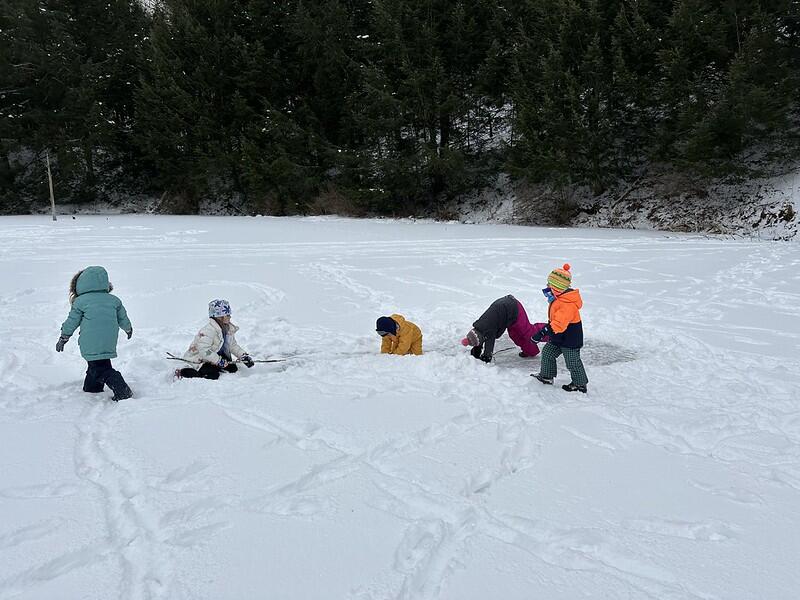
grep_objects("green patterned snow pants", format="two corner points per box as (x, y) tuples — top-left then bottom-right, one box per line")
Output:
(539, 343), (588, 386)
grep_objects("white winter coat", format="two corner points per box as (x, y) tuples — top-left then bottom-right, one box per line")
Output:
(183, 319), (248, 365)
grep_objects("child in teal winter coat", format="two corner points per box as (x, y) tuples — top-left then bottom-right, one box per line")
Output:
(56, 266), (133, 401)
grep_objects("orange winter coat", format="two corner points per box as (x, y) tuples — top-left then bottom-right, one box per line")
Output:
(380, 314), (423, 355)
(548, 289), (584, 348)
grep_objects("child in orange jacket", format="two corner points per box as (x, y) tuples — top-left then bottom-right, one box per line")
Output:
(376, 315), (423, 355)
(531, 264), (588, 393)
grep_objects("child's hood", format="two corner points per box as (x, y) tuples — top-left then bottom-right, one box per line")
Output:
(557, 289), (583, 308)
(76, 266), (110, 295)
(390, 314), (407, 327)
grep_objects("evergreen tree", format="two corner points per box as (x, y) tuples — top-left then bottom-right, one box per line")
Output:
(1, 0), (148, 205)
(511, 0), (623, 193)
(62, 0), (148, 192)
(0, 0), (81, 202)
(135, 0), (262, 204)
(608, 0), (669, 169)
(699, 2), (799, 161)
(654, 0), (800, 165)
(240, 0), (367, 213)
(4, 0), (799, 215)
(350, 0), (514, 210)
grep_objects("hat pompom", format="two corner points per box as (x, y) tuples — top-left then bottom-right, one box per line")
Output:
(563, 263), (571, 271)
(466, 328), (484, 347)
(461, 338), (469, 346)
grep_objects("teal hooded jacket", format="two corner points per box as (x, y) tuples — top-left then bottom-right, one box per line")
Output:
(61, 266), (132, 361)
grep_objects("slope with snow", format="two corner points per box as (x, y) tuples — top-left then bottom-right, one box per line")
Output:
(1, 216), (799, 600)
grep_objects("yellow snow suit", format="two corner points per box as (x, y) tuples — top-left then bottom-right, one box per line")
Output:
(380, 314), (423, 355)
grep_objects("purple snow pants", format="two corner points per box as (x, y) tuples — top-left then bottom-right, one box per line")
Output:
(507, 300), (547, 357)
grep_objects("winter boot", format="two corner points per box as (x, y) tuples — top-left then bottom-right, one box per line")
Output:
(111, 386), (133, 401)
(531, 373), (553, 385)
(106, 371), (133, 401)
(562, 382), (587, 393)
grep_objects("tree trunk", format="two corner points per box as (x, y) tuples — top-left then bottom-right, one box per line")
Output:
(439, 112), (450, 150)
(0, 148), (12, 188)
(84, 143), (95, 187)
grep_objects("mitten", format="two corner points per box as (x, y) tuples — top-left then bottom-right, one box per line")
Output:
(241, 354), (255, 368)
(126, 328), (133, 339)
(55, 334), (70, 352)
(479, 354), (492, 363)
(470, 345), (482, 359)
(217, 357), (229, 368)
(542, 287), (556, 304)
(531, 325), (552, 343)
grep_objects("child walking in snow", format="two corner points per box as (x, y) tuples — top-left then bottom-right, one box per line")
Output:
(56, 266), (134, 401)
(531, 264), (588, 393)
(376, 315), (423, 355)
(462, 295), (549, 362)
(176, 299), (254, 380)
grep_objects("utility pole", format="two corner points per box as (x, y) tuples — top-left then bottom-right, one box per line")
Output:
(46, 150), (56, 221)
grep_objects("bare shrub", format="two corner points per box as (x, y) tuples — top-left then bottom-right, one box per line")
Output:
(157, 191), (198, 215)
(306, 185), (364, 217)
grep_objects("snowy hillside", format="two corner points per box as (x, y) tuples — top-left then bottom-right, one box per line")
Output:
(450, 168), (800, 240)
(1, 216), (800, 600)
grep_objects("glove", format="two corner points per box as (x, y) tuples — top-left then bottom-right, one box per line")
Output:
(479, 354), (492, 363)
(241, 354), (255, 368)
(217, 357), (229, 368)
(126, 328), (133, 339)
(531, 325), (551, 343)
(470, 345), (483, 359)
(542, 287), (556, 304)
(55, 334), (70, 352)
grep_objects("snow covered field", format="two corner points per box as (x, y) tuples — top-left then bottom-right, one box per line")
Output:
(1, 215), (800, 600)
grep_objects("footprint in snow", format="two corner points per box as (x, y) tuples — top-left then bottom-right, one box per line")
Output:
(0, 482), (80, 499)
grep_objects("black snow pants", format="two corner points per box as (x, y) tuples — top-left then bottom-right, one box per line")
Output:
(179, 362), (238, 380)
(84, 359), (132, 400)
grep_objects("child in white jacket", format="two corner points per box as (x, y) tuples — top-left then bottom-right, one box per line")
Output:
(176, 299), (254, 380)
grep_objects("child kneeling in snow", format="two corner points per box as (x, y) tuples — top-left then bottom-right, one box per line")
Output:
(376, 315), (423, 355)
(176, 299), (254, 380)
(461, 295), (549, 362)
(56, 266), (134, 401)
(531, 264), (588, 393)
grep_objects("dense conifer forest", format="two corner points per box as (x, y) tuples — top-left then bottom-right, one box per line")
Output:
(2, 0), (799, 216)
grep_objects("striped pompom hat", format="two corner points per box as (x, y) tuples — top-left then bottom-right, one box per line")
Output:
(547, 263), (572, 291)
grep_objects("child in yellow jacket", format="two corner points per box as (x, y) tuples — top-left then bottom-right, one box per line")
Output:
(376, 315), (423, 355)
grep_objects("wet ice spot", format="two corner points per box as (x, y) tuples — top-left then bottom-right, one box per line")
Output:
(582, 340), (637, 366)
(493, 339), (636, 368)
